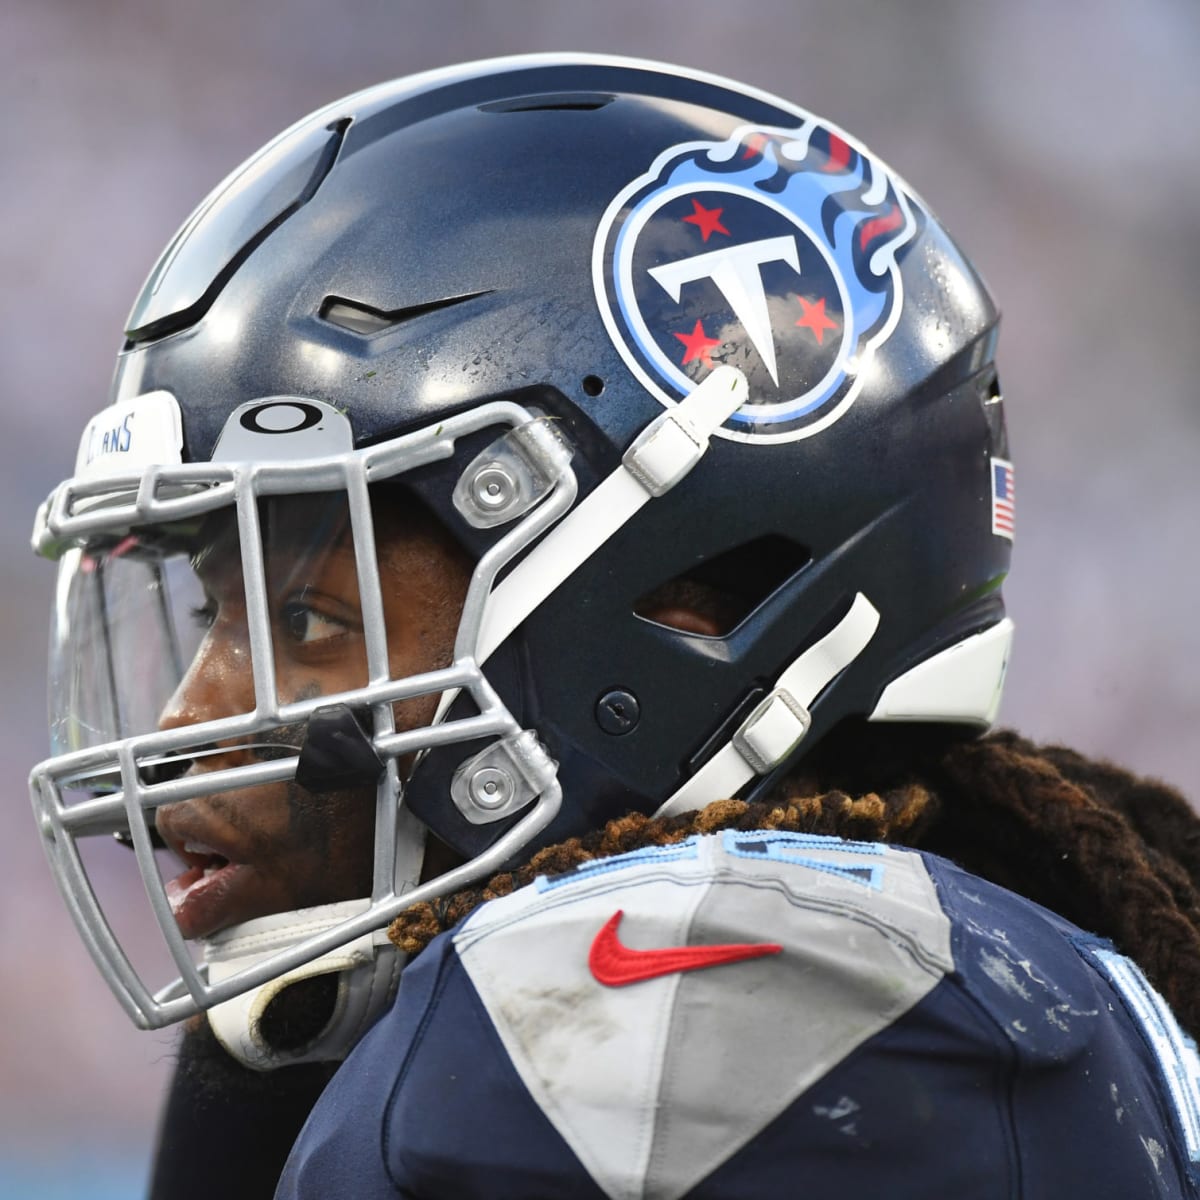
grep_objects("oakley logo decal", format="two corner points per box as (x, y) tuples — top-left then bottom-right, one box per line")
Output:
(588, 909), (782, 987)
(212, 397), (354, 462)
(238, 400), (325, 435)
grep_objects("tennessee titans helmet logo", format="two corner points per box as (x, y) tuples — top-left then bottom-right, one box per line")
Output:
(594, 123), (923, 443)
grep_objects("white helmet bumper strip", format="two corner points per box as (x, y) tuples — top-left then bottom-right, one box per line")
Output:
(654, 593), (881, 818)
(73, 389), (184, 482)
(868, 618), (1014, 727)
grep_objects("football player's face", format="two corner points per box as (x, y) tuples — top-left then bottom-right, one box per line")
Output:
(153, 498), (472, 940)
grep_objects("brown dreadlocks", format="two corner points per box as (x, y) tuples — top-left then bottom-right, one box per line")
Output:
(391, 725), (1200, 1036)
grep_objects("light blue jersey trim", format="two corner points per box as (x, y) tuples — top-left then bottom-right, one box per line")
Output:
(722, 830), (885, 889)
(1091, 946), (1200, 1164)
(535, 836), (702, 892)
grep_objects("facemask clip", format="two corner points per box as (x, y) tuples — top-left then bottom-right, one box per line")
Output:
(451, 730), (558, 824)
(452, 418), (573, 529)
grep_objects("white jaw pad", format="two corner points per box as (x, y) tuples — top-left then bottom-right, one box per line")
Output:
(868, 618), (1013, 728)
(204, 900), (401, 1070)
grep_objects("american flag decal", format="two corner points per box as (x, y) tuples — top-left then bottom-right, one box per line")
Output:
(991, 457), (1015, 540)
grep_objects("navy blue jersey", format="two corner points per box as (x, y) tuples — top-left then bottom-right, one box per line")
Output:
(277, 833), (1200, 1198)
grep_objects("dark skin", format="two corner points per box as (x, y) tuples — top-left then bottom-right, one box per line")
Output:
(154, 497), (474, 939)
(154, 490), (719, 941)
(148, 496), (480, 1200)
(144, 497), (727, 1200)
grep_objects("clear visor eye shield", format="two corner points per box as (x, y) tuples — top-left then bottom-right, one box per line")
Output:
(30, 368), (753, 1031)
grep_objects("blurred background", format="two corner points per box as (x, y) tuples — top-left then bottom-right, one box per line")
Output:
(2, 0), (1198, 1194)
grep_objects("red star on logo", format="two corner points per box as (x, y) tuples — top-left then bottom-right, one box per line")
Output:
(794, 295), (839, 345)
(682, 198), (730, 242)
(674, 319), (722, 368)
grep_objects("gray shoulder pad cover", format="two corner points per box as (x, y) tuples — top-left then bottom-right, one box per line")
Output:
(453, 831), (954, 1200)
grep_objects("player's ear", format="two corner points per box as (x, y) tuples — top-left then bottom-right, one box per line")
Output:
(637, 603), (723, 637)
(634, 576), (735, 637)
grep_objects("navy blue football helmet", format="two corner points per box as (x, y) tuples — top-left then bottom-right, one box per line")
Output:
(30, 54), (1011, 1064)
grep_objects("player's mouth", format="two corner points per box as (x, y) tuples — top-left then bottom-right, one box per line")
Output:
(156, 813), (269, 940)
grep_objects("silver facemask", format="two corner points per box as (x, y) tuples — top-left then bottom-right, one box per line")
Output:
(30, 369), (754, 1066)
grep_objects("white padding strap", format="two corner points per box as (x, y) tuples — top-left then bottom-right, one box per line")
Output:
(477, 366), (748, 664)
(654, 593), (880, 819)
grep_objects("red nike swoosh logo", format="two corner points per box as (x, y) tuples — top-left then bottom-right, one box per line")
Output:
(588, 909), (782, 987)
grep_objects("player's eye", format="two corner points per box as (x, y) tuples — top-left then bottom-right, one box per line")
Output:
(280, 600), (348, 645)
(189, 599), (218, 630)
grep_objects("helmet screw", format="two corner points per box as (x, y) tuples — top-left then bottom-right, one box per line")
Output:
(468, 765), (514, 811)
(471, 464), (517, 511)
(596, 689), (640, 736)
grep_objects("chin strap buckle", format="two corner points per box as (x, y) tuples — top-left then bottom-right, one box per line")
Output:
(654, 593), (880, 819)
(732, 688), (813, 776)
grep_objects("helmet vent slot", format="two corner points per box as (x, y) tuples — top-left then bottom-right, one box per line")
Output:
(979, 368), (1008, 458)
(634, 535), (812, 637)
(319, 290), (494, 335)
(478, 93), (615, 114)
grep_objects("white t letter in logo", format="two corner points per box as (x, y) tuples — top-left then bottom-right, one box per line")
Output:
(648, 236), (800, 385)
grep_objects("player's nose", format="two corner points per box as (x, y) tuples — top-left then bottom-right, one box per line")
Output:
(158, 625), (255, 735)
